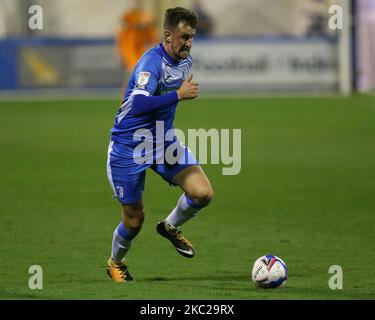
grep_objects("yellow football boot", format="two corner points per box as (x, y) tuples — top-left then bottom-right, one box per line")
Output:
(106, 258), (134, 282)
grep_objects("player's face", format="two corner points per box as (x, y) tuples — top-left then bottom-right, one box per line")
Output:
(169, 22), (196, 60)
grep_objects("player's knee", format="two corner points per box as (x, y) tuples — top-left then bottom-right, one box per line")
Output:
(127, 210), (145, 226)
(189, 186), (214, 207)
(123, 206), (145, 232)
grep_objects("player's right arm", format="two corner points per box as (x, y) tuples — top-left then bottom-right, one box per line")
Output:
(130, 53), (199, 116)
(132, 73), (199, 115)
(176, 74), (199, 101)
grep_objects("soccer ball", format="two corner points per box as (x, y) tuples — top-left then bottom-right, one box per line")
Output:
(251, 255), (288, 289)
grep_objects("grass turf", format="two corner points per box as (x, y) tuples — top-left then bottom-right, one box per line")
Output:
(0, 95), (374, 299)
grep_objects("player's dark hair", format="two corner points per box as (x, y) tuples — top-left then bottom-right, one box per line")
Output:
(163, 7), (198, 30)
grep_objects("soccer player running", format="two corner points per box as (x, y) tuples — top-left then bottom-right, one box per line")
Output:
(106, 7), (213, 282)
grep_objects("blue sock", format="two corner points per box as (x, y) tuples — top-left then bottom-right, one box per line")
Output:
(111, 222), (139, 263)
(165, 193), (207, 229)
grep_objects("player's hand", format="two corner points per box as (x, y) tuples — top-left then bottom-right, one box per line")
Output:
(177, 74), (199, 101)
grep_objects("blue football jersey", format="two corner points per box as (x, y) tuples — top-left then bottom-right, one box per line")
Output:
(110, 43), (193, 146)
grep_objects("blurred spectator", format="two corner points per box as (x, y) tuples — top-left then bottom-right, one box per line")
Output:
(304, 0), (329, 37)
(115, 0), (158, 74)
(192, 0), (214, 36)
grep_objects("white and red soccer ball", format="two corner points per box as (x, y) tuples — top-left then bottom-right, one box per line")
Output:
(251, 255), (288, 289)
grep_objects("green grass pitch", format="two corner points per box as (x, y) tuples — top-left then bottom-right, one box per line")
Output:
(0, 95), (374, 299)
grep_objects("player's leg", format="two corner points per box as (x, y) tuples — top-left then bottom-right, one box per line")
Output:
(175, 165), (213, 205)
(156, 165), (213, 258)
(107, 200), (144, 282)
(167, 165), (213, 226)
(106, 140), (147, 282)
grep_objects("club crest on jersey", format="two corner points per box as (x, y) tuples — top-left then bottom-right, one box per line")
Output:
(137, 72), (150, 87)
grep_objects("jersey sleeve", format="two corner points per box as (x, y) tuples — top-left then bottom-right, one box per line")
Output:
(133, 52), (161, 96)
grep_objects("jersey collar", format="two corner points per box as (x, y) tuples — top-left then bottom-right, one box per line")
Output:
(159, 43), (180, 66)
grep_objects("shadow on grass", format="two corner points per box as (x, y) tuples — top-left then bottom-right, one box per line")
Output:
(143, 273), (250, 282)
